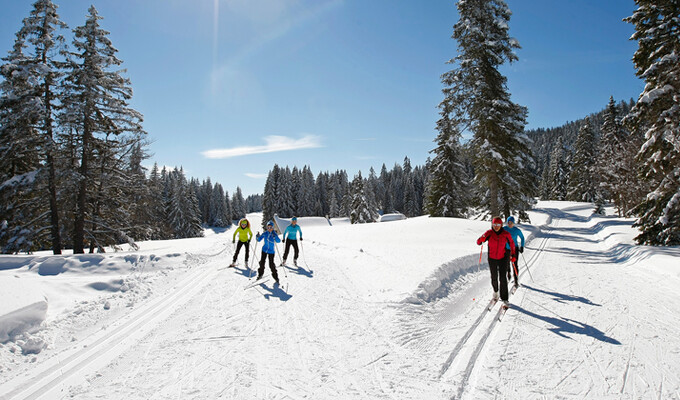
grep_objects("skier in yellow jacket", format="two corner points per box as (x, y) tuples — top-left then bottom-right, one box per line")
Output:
(230, 218), (253, 267)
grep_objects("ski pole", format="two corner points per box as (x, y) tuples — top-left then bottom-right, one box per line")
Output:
(521, 252), (535, 282)
(479, 245), (483, 264)
(248, 238), (259, 279)
(299, 240), (311, 272)
(274, 241), (288, 279)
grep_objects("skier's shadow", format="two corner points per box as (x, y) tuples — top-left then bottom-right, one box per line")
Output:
(283, 264), (314, 278)
(232, 265), (257, 279)
(260, 283), (292, 302)
(511, 304), (620, 345)
(522, 284), (601, 307)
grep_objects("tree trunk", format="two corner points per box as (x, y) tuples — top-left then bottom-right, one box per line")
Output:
(73, 113), (91, 254)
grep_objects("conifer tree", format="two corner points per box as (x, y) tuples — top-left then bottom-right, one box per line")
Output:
(625, 0), (680, 245)
(546, 137), (570, 200)
(62, 6), (145, 253)
(425, 104), (470, 217)
(598, 97), (630, 215)
(232, 187), (246, 220)
(567, 117), (599, 202)
(349, 172), (373, 224)
(1, 0), (69, 253)
(447, 0), (536, 218)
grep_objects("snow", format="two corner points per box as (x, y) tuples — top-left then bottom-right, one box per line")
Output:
(1, 202), (679, 399)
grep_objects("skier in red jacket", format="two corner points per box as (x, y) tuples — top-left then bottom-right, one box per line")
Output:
(477, 216), (516, 306)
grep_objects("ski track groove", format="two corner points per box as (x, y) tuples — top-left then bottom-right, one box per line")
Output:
(0, 250), (221, 400)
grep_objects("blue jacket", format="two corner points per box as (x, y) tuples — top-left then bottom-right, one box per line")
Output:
(284, 224), (302, 240)
(505, 226), (525, 250)
(256, 230), (281, 254)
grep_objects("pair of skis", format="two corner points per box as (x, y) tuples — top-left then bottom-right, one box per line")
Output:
(486, 282), (519, 321)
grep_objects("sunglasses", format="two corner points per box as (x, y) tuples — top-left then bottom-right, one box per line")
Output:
(492, 223), (502, 227)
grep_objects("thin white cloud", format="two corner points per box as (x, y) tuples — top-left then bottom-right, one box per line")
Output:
(202, 135), (323, 159)
(245, 173), (268, 179)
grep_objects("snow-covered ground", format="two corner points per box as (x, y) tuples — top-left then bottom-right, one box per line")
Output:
(0, 201), (678, 399)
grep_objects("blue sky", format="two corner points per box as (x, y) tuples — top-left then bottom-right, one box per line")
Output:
(0, 0), (643, 196)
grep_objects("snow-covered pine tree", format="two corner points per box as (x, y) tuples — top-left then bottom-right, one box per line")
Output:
(232, 186), (246, 220)
(2, 0), (69, 253)
(290, 166), (301, 216)
(364, 167), (380, 217)
(624, 0), (680, 245)
(379, 164), (392, 213)
(598, 97), (631, 216)
(448, 0), (537, 218)
(62, 6), (145, 253)
(546, 137), (571, 201)
(566, 117), (599, 203)
(223, 189), (233, 225)
(389, 163), (404, 213)
(277, 167), (294, 218)
(125, 142), (151, 244)
(148, 163), (171, 239)
(209, 184), (229, 227)
(314, 171), (329, 217)
(299, 166), (317, 216)
(166, 168), (203, 238)
(198, 178), (213, 225)
(262, 164), (280, 227)
(349, 172), (373, 224)
(245, 193), (263, 213)
(424, 103), (470, 217)
(0, 40), (43, 253)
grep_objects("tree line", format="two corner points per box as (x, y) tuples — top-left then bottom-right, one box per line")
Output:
(261, 160), (428, 226)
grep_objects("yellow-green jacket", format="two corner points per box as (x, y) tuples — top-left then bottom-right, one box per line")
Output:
(233, 218), (253, 242)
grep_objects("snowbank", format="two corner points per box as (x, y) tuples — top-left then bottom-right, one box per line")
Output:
(0, 276), (47, 343)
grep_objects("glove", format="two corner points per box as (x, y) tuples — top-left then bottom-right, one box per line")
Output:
(256, 233), (261, 240)
(232, 239), (235, 244)
(300, 237), (303, 241)
(511, 256), (517, 263)
(519, 246), (524, 253)
(476, 236), (485, 245)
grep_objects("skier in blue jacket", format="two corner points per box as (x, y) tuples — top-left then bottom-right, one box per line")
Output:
(256, 221), (282, 283)
(505, 216), (525, 287)
(282, 217), (303, 266)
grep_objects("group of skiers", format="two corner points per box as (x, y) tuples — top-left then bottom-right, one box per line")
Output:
(477, 216), (525, 307)
(230, 214), (525, 303)
(229, 217), (303, 285)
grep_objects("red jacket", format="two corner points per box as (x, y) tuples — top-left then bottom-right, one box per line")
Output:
(477, 228), (515, 260)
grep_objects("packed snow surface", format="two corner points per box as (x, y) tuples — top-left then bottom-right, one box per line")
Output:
(0, 202), (679, 399)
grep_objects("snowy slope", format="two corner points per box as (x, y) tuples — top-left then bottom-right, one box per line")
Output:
(0, 202), (678, 399)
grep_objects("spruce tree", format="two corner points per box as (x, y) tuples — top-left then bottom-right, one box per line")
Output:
(546, 137), (570, 200)
(62, 6), (145, 253)
(349, 172), (373, 224)
(425, 104), (470, 217)
(598, 97), (630, 215)
(232, 187), (246, 220)
(2, 0), (69, 253)
(447, 0), (536, 218)
(567, 117), (599, 203)
(625, 0), (680, 245)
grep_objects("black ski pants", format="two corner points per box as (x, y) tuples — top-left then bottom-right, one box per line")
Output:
(489, 254), (510, 301)
(282, 239), (299, 261)
(233, 240), (250, 263)
(258, 252), (279, 281)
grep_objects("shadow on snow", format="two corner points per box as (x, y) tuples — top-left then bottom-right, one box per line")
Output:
(511, 304), (620, 345)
